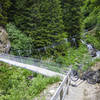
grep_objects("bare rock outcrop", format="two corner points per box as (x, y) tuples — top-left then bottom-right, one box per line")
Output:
(0, 26), (11, 53)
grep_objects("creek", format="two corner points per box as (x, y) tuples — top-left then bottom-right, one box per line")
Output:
(81, 32), (100, 59)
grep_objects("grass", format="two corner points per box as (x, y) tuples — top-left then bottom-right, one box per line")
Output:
(0, 62), (60, 100)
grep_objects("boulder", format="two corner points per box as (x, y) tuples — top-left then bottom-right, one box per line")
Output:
(91, 50), (97, 57)
(0, 26), (11, 53)
(96, 69), (100, 83)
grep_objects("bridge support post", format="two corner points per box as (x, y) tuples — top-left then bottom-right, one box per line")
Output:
(60, 88), (63, 100)
(66, 76), (70, 95)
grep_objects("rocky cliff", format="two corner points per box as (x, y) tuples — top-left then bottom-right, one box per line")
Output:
(0, 26), (11, 53)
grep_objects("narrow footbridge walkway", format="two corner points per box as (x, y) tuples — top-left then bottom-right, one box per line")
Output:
(0, 54), (65, 78)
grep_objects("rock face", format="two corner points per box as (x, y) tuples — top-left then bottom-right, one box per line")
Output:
(0, 26), (11, 53)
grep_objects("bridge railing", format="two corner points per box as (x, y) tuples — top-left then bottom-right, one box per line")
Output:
(0, 53), (72, 100)
(50, 70), (71, 100)
(0, 53), (65, 74)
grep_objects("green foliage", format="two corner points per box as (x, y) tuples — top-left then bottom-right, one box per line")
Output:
(83, 14), (97, 29)
(9, 0), (66, 57)
(96, 29), (100, 41)
(82, 0), (100, 29)
(61, 0), (82, 47)
(0, 0), (11, 26)
(59, 44), (93, 71)
(6, 23), (32, 56)
(82, 0), (100, 51)
(56, 56), (66, 65)
(83, 6), (100, 29)
(1, 0), (100, 74)
(0, 62), (60, 100)
(96, 19), (100, 40)
(85, 34), (100, 50)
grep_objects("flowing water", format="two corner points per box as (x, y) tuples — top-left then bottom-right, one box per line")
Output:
(81, 32), (100, 59)
(96, 51), (100, 58)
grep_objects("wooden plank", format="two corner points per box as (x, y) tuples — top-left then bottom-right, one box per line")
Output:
(50, 70), (71, 100)
(0, 58), (65, 79)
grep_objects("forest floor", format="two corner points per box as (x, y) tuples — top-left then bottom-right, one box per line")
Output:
(34, 62), (100, 100)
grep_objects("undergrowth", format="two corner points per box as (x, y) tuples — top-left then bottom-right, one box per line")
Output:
(0, 62), (60, 100)
(85, 34), (100, 50)
(52, 44), (93, 71)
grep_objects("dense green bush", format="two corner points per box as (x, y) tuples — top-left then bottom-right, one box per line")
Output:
(96, 29), (100, 41)
(60, 44), (93, 70)
(0, 62), (60, 100)
(82, 0), (100, 51)
(96, 13), (100, 39)
(82, 0), (100, 29)
(56, 56), (66, 65)
(6, 23), (32, 56)
(83, 14), (97, 29)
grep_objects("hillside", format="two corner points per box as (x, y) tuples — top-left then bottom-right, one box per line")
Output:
(0, 0), (100, 100)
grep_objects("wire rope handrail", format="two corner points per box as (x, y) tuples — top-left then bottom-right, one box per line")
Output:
(0, 53), (66, 74)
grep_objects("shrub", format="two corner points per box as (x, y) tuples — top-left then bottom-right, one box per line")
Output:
(85, 34), (100, 50)
(56, 56), (66, 65)
(83, 14), (97, 29)
(6, 23), (32, 56)
(0, 62), (60, 100)
(63, 44), (92, 70)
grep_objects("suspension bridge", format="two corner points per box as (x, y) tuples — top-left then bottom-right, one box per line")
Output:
(0, 53), (86, 100)
(0, 53), (66, 78)
(0, 49), (74, 100)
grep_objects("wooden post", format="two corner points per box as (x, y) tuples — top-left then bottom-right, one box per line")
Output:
(66, 78), (68, 85)
(50, 70), (71, 100)
(60, 88), (63, 100)
(66, 76), (70, 95)
(66, 78), (68, 95)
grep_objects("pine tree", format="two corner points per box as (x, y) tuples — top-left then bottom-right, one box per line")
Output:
(62, 0), (82, 47)
(11, 0), (65, 56)
(0, 0), (11, 26)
